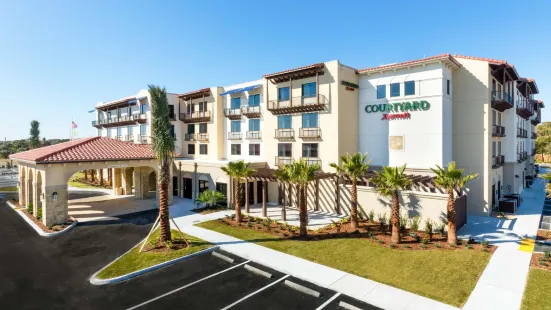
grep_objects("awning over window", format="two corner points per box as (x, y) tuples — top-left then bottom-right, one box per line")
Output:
(240, 84), (262, 92)
(220, 84), (262, 96)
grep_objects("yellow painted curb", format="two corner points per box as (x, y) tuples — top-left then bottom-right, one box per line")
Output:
(519, 238), (535, 252)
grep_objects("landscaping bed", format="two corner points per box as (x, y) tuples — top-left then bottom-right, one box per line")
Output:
(96, 229), (212, 279)
(190, 204), (227, 215)
(9, 199), (73, 233)
(0, 186), (17, 192)
(68, 172), (111, 189)
(531, 252), (551, 271)
(197, 217), (494, 307)
(537, 229), (551, 242)
(521, 267), (551, 310)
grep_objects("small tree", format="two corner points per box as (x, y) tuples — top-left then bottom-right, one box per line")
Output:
(195, 190), (226, 208)
(29, 120), (40, 149)
(330, 153), (370, 228)
(431, 161), (478, 245)
(221, 161), (255, 223)
(371, 165), (412, 244)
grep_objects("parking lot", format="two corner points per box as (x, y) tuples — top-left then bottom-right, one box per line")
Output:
(0, 168), (18, 188)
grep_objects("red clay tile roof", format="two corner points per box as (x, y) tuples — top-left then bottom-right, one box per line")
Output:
(177, 88), (211, 98)
(357, 54), (461, 73)
(10, 137), (156, 163)
(453, 55), (510, 66)
(263, 63), (325, 78)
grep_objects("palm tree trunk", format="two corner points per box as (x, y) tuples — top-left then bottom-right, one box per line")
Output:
(158, 161), (172, 243)
(84, 170), (88, 181)
(99, 169), (104, 186)
(390, 191), (401, 244)
(234, 179), (241, 223)
(351, 178), (359, 228)
(299, 184), (308, 237)
(447, 187), (457, 245)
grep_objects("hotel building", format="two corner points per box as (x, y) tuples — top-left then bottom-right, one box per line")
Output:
(90, 54), (543, 226)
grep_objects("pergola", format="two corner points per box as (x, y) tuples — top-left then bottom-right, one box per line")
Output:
(340, 171), (445, 194)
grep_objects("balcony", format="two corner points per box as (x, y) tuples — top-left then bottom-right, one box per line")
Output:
(300, 157), (321, 166)
(491, 125), (505, 137)
(274, 128), (295, 139)
(196, 133), (209, 141)
(180, 111), (211, 123)
(516, 99), (534, 119)
(184, 133), (196, 141)
(516, 128), (527, 138)
(137, 135), (150, 144)
(246, 131), (261, 140)
(275, 156), (294, 167)
(223, 108), (242, 120)
(517, 151), (528, 163)
(228, 132), (242, 140)
(492, 155), (505, 169)
(267, 94), (328, 115)
(92, 114), (147, 128)
(491, 91), (514, 112)
(532, 132), (537, 139)
(241, 106), (261, 118)
(299, 127), (322, 139)
(125, 135), (135, 142)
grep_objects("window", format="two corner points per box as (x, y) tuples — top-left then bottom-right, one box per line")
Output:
(376, 85), (386, 99)
(187, 124), (195, 134)
(278, 87), (290, 101)
(278, 143), (292, 157)
(492, 141), (496, 156)
(187, 103), (194, 114)
(230, 97), (241, 109)
(231, 144), (241, 155)
(107, 128), (112, 137)
(199, 144), (208, 154)
(249, 94), (260, 107)
(97, 129), (102, 136)
(249, 144), (260, 156)
(302, 113), (318, 128)
(199, 180), (208, 193)
(127, 126), (133, 136)
(447, 79), (451, 95)
(168, 105), (175, 119)
(231, 121), (241, 132)
(140, 124), (147, 135)
(117, 127), (122, 137)
(278, 115), (292, 129)
(404, 81), (415, 96)
(188, 144), (195, 154)
(169, 125), (175, 138)
(498, 141), (502, 155)
(390, 83), (400, 97)
(216, 182), (227, 196)
(198, 101), (207, 112)
(249, 119), (260, 131)
(302, 82), (316, 98)
(302, 143), (319, 157)
(140, 104), (147, 114)
(199, 123), (207, 133)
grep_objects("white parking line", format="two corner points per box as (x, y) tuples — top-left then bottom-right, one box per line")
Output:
(126, 260), (250, 310)
(315, 292), (341, 310)
(220, 274), (290, 310)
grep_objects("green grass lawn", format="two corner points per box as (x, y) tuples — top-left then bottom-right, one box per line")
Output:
(96, 229), (212, 279)
(68, 172), (103, 189)
(522, 268), (551, 310)
(0, 186), (17, 192)
(197, 220), (492, 307)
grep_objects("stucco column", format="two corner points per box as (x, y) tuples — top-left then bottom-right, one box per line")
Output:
(121, 168), (133, 195)
(43, 185), (68, 226)
(18, 173), (26, 206)
(133, 168), (150, 200)
(112, 168), (122, 195)
(26, 178), (33, 208)
(32, 181), (41, 216)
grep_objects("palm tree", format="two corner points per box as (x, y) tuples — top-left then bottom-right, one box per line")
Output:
(330, 153), (370, 228)
(221, 161), (255, 223)
(431, 161), (478, 245)
(274, 168), (291, 221)
(195, 190), (226, 208)
(150, 85), (176, 243)
(29, 120), (40, 149)
(277, 159), (320, 237)
(371, 165), (412, 244)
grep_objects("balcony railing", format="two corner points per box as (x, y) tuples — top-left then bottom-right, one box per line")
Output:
(228, 132), (242, 140)
(184, 133), (196, 141)
(241, 105), (261, 118)
(223, 108), (242, 120)
(516, 128), (527, 138)
(267, 94), (328, 115)
(492, 155), (505, 169)
(138, 135), (150, 144)
(274, 128), (294, 139)
(125, 135), (135, 141)
(114, 136), (123, 140)
(299, 127), (322, 139)
(300, 157), (321, 167)
(246, 131), (261, 139)
(196, 133), (209, 141)
(532, 132), (537, 139)
(491, 91), (514, 112)
(275, 156), (294, 167)
(180, 111), (211, 123)
(492, 125), (505, 137)
(517, 151), (528, 163)
(92, 114), (146, 128)
(516, 99), (534, 119)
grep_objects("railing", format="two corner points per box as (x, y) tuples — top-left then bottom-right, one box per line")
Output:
(300, 157), (321, 166)
(241, 105), (261, 117)
(492, 125), (505, 137)
(93, 114), (146, 127)
(246, 131), (261, 139)
(223, 108), (241, 118)
(516, 128), (527, 138)
(125, 135), (134, 141)
(228, 132), (242, 140)
(274, 128), (294, 139)
(517, 98), (535, 118)
(491, 91), (513, 104)
(492, 155), (505, 168)
(275, 156), (294, 167)
(184, 133), (196, 141)
(180, 111), (211, 122)
(196, 133), (209, 141)
(299, 127), (322, 139)
(267, 94), (329, 111)
(138, 135), (150, 144)
(517, 151), (528, 162)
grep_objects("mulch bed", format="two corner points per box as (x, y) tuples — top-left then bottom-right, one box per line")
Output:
(190, 205), (227, 215)
(9, 199), (73, 234)
(219, 215), (496, 252)
(142, 238), (190, 253)
(537, 229), (551, 241)
(531, 253), (551, 271)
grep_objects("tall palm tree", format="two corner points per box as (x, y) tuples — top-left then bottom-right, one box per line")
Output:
(277, 159), (320, 237)
(195, 189), (226, 208)
(221, 161), (255, 223)
(149, 85), (176, 243)
(274, 167), (291, 221)
(330, 153), (370, 228)
(431, 161), (478, 245)
(371, 165), (412, 244)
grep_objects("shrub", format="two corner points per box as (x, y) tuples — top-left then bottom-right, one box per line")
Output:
(450, 243), (456, 249)
(377, 239), (384, 244)
(408, 216), (421, 232)
(424, 219), (433, 241)
(437, 223), (446, 236)
(274, 229), (280, 233)
(357, 211), (364, 221)
(247, 222), (252, 228)
(461, 239), (469, 247)
(402, 244), (410, 249)
(435, 243), (441, 248)
(413, 234), (420, 242)
(399, 213), (408, 232)
(390, 243), (396, 248)
(27, 202), (33, 214)
(540, 259), (548, 267)
(481, 239), (489, 248)
(36, 207), (42, 220)
(368, 210), (375, 223)
(544, 251), (551, 261)
(377, 213), (387, 227)
(467, 244), (473, 249)
(331, 219), (342, 233)
(282, 232), (289, 237)
(421, 238), (429, 245)
(420, 244), (427, 249)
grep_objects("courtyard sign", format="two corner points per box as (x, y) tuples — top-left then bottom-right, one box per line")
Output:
(364, 100), (431, 121)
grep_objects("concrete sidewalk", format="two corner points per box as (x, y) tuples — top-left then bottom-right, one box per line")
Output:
(169, 199), (457, 310)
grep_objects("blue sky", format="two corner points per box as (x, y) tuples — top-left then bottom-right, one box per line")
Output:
(1, 0), (550, 140)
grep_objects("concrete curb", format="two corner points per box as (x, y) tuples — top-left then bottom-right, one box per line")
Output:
(6, 200), (77, 237)
(89, 244), (219, 286)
